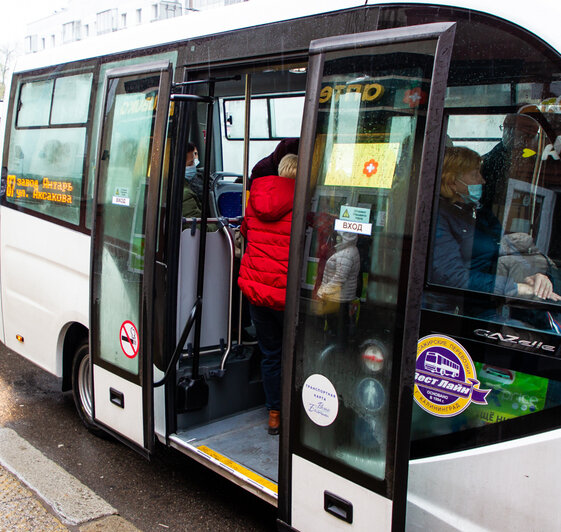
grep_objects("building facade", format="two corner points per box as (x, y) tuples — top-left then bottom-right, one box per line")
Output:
(25, 0), (246, 53)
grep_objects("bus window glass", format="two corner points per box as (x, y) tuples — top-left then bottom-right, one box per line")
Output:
(294, 41), (436, 482)
(425, 112), (561, 335)
(51, 73), (93, 124)
(389, 4), (561, 453)
(5, 72), (94, 225)
(94, 73), (160, 375)
(270, 96), (304, 137)
(17, 80), (53, 127)
(5, 128), (86, 224)
(224, 98), (268, 139)
(85, 52), (177, 230)
(417, 110), (561, 444)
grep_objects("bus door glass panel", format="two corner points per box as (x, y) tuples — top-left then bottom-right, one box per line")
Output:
(95, 74), (159, 373)
(296, 40), (435, 480)
(417, 110), (561, 447)
(92, 67), (169, 447)
(287, 24), (455, 529)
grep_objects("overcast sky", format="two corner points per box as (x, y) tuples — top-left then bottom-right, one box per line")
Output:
(1, 1), (69, 49)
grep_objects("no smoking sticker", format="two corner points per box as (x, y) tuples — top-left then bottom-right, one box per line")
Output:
(120, 320), (139, 359)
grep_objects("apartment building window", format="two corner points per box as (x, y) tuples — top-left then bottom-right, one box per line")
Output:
(84, 24), (89, 37)
(152, 4), (158, 19)
(63, 21), (81, 43)
(121, 13), (127, 28)
(51, 35), (55, 47)
(97, 9), (117, 34)
(41, 38), (46, 50)
(25, 35), (38, 53)
(136, 8), (142, 24)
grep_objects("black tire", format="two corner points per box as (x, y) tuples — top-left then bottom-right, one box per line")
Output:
(71, 340), (105, 436)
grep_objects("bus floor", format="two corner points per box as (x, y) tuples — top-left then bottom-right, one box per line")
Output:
(174, 406), (279, 484)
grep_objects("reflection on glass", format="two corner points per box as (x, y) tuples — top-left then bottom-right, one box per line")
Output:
(17, 80), (53, 126)
(411, 363), (561, 440)
(426, 113), (561, 336)
(6, 128), (86, 224)
(51, 73), (93, 124)
(295, 43), (436, 482)
(94, 74), (159, 376)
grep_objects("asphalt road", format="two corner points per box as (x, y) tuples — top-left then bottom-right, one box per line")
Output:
(0, 342), (277, 531)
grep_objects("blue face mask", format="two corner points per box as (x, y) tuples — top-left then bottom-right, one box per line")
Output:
(458, 180), (483, 205)
(185, 165), (197, 180)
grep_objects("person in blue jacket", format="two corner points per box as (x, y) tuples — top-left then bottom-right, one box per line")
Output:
(430, 147), (559, 302)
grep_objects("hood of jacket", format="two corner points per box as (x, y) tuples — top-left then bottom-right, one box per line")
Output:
(249, 175), (295, 222)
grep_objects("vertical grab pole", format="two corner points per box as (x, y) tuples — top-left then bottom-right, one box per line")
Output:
(237, 74), (251, 345)
(191, 81), (215, 381)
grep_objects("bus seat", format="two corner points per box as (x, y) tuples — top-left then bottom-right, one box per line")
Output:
(210, 173), (243, 220)
(218, 190), (243, 218)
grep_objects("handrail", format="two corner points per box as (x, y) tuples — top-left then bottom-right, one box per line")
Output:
(181, 215), (242, 226)
(153, 298), (201, 387)
(219, 223), (236, 371)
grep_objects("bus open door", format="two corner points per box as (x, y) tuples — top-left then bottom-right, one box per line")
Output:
(278, 22), (456, 530)
(89, 62), (172, 454)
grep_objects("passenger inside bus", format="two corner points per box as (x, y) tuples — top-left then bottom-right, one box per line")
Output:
(429, 146), (560, 305)
(248, 137), (299, 189)
(182, 142), (216, 231)
(238, 153), (298, 435)
(315, 230), (361, 343)
(184, 141), (203, 202)
(481, 114), (540, 213)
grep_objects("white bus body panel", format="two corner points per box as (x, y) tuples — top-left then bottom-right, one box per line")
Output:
(407, 428), (561, 531)
(0, 207), (89, 376)
(291, 454), (392, 531)
(93, 364), (143, 446)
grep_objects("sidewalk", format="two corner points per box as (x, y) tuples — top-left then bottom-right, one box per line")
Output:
(0, 428), (140, 532)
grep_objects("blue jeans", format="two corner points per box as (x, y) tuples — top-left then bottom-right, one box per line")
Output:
(249, 303), (283, 411)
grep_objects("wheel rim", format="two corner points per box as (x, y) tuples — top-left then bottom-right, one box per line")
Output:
(77, 352), (93, 420)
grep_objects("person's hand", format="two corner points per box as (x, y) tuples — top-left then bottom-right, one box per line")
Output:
(517, 273), (561, 301)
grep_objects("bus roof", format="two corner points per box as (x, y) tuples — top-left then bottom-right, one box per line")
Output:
(13, 0), (561, 75)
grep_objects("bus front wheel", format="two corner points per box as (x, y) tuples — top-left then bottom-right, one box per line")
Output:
(71, 341), (104, 436)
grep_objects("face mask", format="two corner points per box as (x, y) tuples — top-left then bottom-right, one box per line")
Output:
(458, 181), (483, 205)
(185, 165), (197, 180)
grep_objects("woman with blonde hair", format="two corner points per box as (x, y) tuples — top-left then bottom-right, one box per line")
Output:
(238, 153), (297, 434)
(431, 146), (558, 300)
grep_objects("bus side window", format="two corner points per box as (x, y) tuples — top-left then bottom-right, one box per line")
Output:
(5, 72), (93, 226)
(425, 113), (561, 336)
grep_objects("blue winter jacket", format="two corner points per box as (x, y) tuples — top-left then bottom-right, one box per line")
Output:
(430, 199), (518, 296)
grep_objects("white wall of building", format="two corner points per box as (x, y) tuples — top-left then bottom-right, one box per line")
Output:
(25, 0), (246, 53)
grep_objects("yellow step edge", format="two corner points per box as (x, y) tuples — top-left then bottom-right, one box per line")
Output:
(197, 445), (278, 494)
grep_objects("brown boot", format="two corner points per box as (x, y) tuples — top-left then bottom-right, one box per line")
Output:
(268, 410), (280, 435)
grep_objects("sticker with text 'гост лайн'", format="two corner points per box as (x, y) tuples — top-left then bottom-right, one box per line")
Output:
(414, 334), (490, 417)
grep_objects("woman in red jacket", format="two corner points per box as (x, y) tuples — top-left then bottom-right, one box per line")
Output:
(238, 154), (297, 434)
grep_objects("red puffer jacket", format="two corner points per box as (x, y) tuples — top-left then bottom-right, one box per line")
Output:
(238, 175), (295, 311)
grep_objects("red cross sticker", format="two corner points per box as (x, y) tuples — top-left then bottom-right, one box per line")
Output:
(403, 87), (427, 108)
(363, 159), (379, 178)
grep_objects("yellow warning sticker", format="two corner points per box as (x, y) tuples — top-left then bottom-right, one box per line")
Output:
(197, 445), (278, 494)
